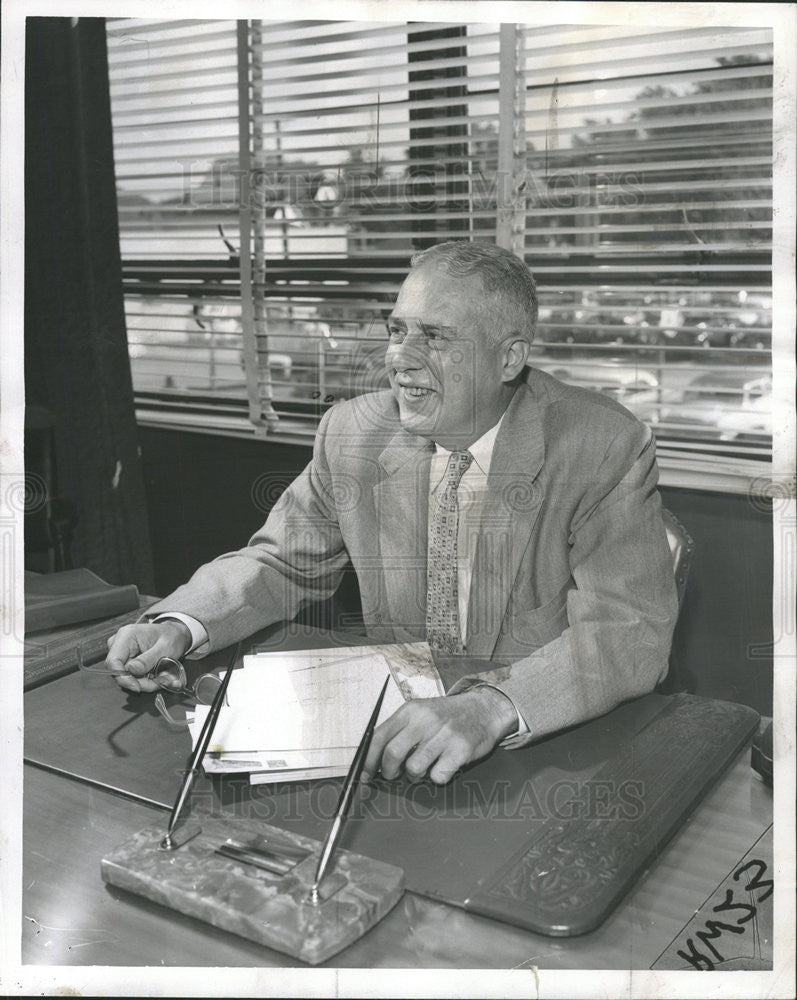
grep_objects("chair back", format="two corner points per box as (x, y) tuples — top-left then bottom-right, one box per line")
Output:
(661, 507), (695, 611)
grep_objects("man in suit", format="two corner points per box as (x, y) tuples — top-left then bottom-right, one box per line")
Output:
(107, 241), (678, 784)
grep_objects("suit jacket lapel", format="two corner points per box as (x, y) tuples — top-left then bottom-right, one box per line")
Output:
(466, 385), (546, 657)
(373, 429), (434, 639)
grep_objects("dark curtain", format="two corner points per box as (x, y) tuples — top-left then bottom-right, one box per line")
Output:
(25, 17), (154, 591)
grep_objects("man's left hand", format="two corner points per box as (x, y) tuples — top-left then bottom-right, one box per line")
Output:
(363, 687), (517, 785)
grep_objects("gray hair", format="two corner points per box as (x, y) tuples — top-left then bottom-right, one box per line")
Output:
(409, 241), (538, 343)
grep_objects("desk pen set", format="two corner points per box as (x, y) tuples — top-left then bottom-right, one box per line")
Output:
(101, 644), (404, 965)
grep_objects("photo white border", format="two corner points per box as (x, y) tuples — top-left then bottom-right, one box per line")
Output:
(2, 2), (794, 997)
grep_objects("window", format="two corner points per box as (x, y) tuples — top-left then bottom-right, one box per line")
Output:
(106, 18), (773, 485)
(518, 26), (773, 486)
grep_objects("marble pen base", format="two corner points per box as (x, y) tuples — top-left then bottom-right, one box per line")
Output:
(101, 815), (405, 965)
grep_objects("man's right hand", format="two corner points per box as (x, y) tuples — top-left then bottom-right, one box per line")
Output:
(105, 620), (192, 694)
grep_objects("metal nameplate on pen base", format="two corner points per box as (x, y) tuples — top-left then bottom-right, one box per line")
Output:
(101, 814), (404, 965)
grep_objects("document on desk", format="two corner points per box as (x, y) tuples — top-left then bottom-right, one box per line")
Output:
(188, 642), (442, 783)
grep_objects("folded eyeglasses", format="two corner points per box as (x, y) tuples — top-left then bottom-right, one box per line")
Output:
(77, 647), (223, 727)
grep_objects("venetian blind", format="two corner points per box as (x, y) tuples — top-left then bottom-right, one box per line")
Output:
(106, 18), (774, 482)
(107, 19), (265, 433)
(243, 19), (506, 433)
(520, 25), (773, 474)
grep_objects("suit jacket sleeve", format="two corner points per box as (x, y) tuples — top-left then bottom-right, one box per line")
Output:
(450, 423), (678, 744)
(143, 408), (350, 653)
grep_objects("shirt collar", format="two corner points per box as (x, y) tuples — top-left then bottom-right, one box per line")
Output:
(433, 412), (505, 478)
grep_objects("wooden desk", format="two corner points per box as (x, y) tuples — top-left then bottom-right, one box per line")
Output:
(23, 622), (774, 969)
(22, 755), (772, 969)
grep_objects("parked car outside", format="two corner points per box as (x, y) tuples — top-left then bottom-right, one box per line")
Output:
(531, 357), (661, 421)
(652, 371), (772, 441)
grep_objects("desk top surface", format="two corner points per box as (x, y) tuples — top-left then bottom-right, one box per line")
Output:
(22, 622), (774, 970)
(22, 758), (772, 970)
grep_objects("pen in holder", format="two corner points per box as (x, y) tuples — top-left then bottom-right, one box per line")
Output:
(159, 641), (241, 850)
(309, 674), (390, 903)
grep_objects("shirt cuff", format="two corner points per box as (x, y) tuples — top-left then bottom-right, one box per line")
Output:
(151, 613), (210, 657)
(450, 680), (530, 746)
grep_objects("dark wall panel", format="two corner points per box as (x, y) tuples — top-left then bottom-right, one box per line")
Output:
(139, 428), (773, 715)
(139, 428), (362, 631)
(140, 429), (310, 592)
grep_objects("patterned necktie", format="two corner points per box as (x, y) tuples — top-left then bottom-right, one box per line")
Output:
(426, 450), (473, 655)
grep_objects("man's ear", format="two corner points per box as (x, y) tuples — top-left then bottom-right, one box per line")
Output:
(501, 336), (530, 382)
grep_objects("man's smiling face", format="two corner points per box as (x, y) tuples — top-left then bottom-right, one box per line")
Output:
(385, 261), (513, 449)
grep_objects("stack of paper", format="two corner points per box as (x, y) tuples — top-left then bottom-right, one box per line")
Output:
(188, 642), (443, 784)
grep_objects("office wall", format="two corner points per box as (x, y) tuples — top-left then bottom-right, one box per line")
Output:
(139, 427), (774, 716)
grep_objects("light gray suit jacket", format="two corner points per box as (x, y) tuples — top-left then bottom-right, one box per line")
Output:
(149, 368), (678, 744)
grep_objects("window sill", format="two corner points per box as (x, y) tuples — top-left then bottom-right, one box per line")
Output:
(135, 408), (774, 496)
